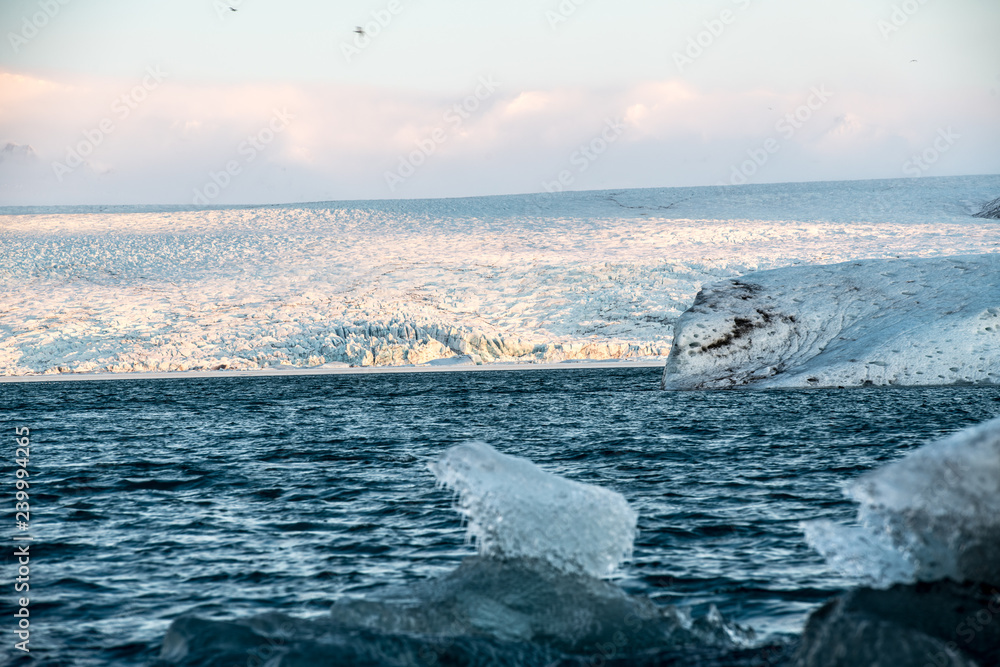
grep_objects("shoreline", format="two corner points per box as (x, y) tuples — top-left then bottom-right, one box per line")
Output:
(0, 359), (666, 384)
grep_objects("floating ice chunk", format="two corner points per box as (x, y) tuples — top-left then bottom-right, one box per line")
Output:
(804, 416), (1000, 586)
(420, 354), (480, 366)
(801, 521), (916, 586)
(429, 442), (637, 578)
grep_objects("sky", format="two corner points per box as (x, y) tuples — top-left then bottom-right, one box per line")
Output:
(0, 0), (998, 205)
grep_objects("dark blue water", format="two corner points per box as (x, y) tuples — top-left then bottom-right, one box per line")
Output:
(1, 368), (998, 666)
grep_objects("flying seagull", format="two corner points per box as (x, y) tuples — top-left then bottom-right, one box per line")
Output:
(354, 26), (366, 36)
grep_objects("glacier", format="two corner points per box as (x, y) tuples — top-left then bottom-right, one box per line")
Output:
(1, 175), (998, 377)
(662, 254), (1000, 389)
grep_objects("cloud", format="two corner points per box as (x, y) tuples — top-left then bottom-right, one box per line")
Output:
(0, 69), (996, 206)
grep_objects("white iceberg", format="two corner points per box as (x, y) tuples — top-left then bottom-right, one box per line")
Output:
(662, 254), (1000, 389)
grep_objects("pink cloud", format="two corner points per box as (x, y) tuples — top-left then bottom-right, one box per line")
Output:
(0, 69), (996, 206)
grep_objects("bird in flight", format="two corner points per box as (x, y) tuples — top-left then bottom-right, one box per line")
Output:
(354, 26), (366, 36)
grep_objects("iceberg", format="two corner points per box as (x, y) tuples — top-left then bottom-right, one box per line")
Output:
(662, 254), (1000, 389)
(794, 580), (1000, 667)
(803, 416), (1000, 587)
(794, 418), (1000, 666)
(429, 441), (637, 578)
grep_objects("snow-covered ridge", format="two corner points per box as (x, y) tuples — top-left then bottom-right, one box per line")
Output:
(1, 176), (998, 376)
(662, 254), (1000, 389)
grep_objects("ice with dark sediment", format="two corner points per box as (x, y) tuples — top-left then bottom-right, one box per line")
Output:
(662, 254), (1000, 390)
(159, 443), (753, 666)
(803, 416), (1000, 587)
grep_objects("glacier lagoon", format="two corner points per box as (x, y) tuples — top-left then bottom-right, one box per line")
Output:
(2, 367), (999, 666)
